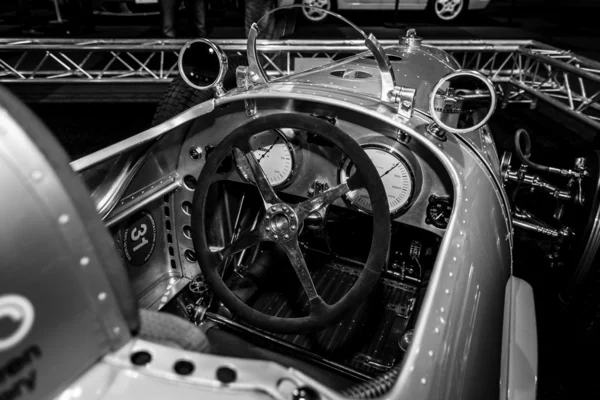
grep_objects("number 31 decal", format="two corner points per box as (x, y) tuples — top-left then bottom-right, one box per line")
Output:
(123, 211), (157, 266)
(131, 224), (148, 252)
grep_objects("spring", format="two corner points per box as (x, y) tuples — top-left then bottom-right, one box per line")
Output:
(341, 365), (401, 399)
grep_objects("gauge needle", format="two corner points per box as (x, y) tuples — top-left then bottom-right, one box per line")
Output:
(380, 162), (400, 179)
(257, 136), (280, 162)
(433, 213), (444, 220)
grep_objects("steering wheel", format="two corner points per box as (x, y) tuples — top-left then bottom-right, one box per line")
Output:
(191, 113), (391, 333)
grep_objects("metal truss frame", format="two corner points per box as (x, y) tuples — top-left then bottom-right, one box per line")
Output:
(0, 38), (599, 131)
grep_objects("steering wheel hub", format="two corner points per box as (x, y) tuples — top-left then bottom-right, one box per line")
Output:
(265, 204), (298, 241)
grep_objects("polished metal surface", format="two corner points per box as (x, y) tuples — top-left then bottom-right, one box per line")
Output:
(105, 174), (181, 227)
(0, 105), (130, 400)
(54, 338), (342, 400)
(500, 277), (538, 400)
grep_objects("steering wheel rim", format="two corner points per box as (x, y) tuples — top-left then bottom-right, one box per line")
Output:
(191, 113), (391, 333)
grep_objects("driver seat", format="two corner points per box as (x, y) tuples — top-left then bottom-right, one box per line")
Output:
(0, 87), (210, 399)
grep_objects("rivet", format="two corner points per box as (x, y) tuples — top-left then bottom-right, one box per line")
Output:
(291, 225), (296, 230)
(449, 272), (454, 277)
(464, 209), (468, 213)
(452, 257), (457, 261)
(440, 307), (445, 313)
(462, 220), (466, 224)
(460, 231), (464, 235)
(274, 235), (278, 239)
(58, 214), (70, 224)
(80, 257), (90, 266)
(113, 326), (121, 335)
(409, 366), (414, 372)
(445, 289), (450, 294)
(428, 351), (433, 357)
(421, 378), (427, 385)
(265, 215), (270, 219)
(31, 170), (43, 181)
(440, 317), (445, 324)
(465, 198), (468, 202)
(98, 292), (107, 301)
(266, 227), (271, 231)
(284, 234), (289, 239)
(271, 206), (276, 211)
(456, 244), (460, 248)
(434, 327), (440, 333)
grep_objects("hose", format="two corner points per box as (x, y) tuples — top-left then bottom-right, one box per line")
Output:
(341, 364), (402, 399)
(514, 129), (550, 172)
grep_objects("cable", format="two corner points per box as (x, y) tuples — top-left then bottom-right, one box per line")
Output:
(514, 129), (550, 172)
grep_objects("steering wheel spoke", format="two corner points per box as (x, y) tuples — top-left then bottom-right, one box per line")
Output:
(219, 226), (264, 261)
(233, 147), (281, 207)
(294, 172), (363, 221)
(278, 239), (322, 305)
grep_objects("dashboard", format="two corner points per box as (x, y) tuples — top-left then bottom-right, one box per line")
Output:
(180, 112), (455, 236)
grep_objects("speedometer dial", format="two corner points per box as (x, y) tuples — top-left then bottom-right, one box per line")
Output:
(236, 130), (295, 187)
(340, 146), (414, 215)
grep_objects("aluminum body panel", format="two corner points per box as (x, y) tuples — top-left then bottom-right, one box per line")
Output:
(54, 338), (344, 400)
(284, 46), (458, 113)
(0, 106), (130, 400)
(500, 277), (538, 400)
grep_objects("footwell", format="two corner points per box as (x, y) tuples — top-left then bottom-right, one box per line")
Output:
(249, 262), (417, 376)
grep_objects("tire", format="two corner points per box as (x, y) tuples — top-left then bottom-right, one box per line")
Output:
(297, 0), (336, 24)
(151, 55), (247, 127)
(428, 0), (468, 23)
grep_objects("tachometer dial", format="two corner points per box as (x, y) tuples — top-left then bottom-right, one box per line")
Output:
(340, 146), (414, 215)
(236, 130), (295, 187)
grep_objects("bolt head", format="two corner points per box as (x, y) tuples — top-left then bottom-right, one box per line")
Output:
(271, 206), (276, 212)
(189, 146), (203, 160)
(291, 225), (296, 230)
(273, 235), (278, 239)
(266, 227), (270, 231)
(284, 234), (289, 239)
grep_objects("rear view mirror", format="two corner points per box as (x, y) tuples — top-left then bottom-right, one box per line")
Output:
(178, 39), (228, 95)
(429, 70), (497, 134)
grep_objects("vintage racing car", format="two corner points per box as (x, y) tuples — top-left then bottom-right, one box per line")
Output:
(8, 6), (590, 400)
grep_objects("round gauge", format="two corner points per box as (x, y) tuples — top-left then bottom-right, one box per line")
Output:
(237, 130), (294, 187)
(340, 146), (414, 215)
(426, 197), (452, 229)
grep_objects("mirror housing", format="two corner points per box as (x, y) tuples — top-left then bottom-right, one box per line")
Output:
(178, 39), (229, 96)
(428, 70), (497, 135)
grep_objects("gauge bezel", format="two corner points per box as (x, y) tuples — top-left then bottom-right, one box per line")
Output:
(338, 143), (416, 217)
(234, 129), (299, 189)
(425, 195), (453, 230)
